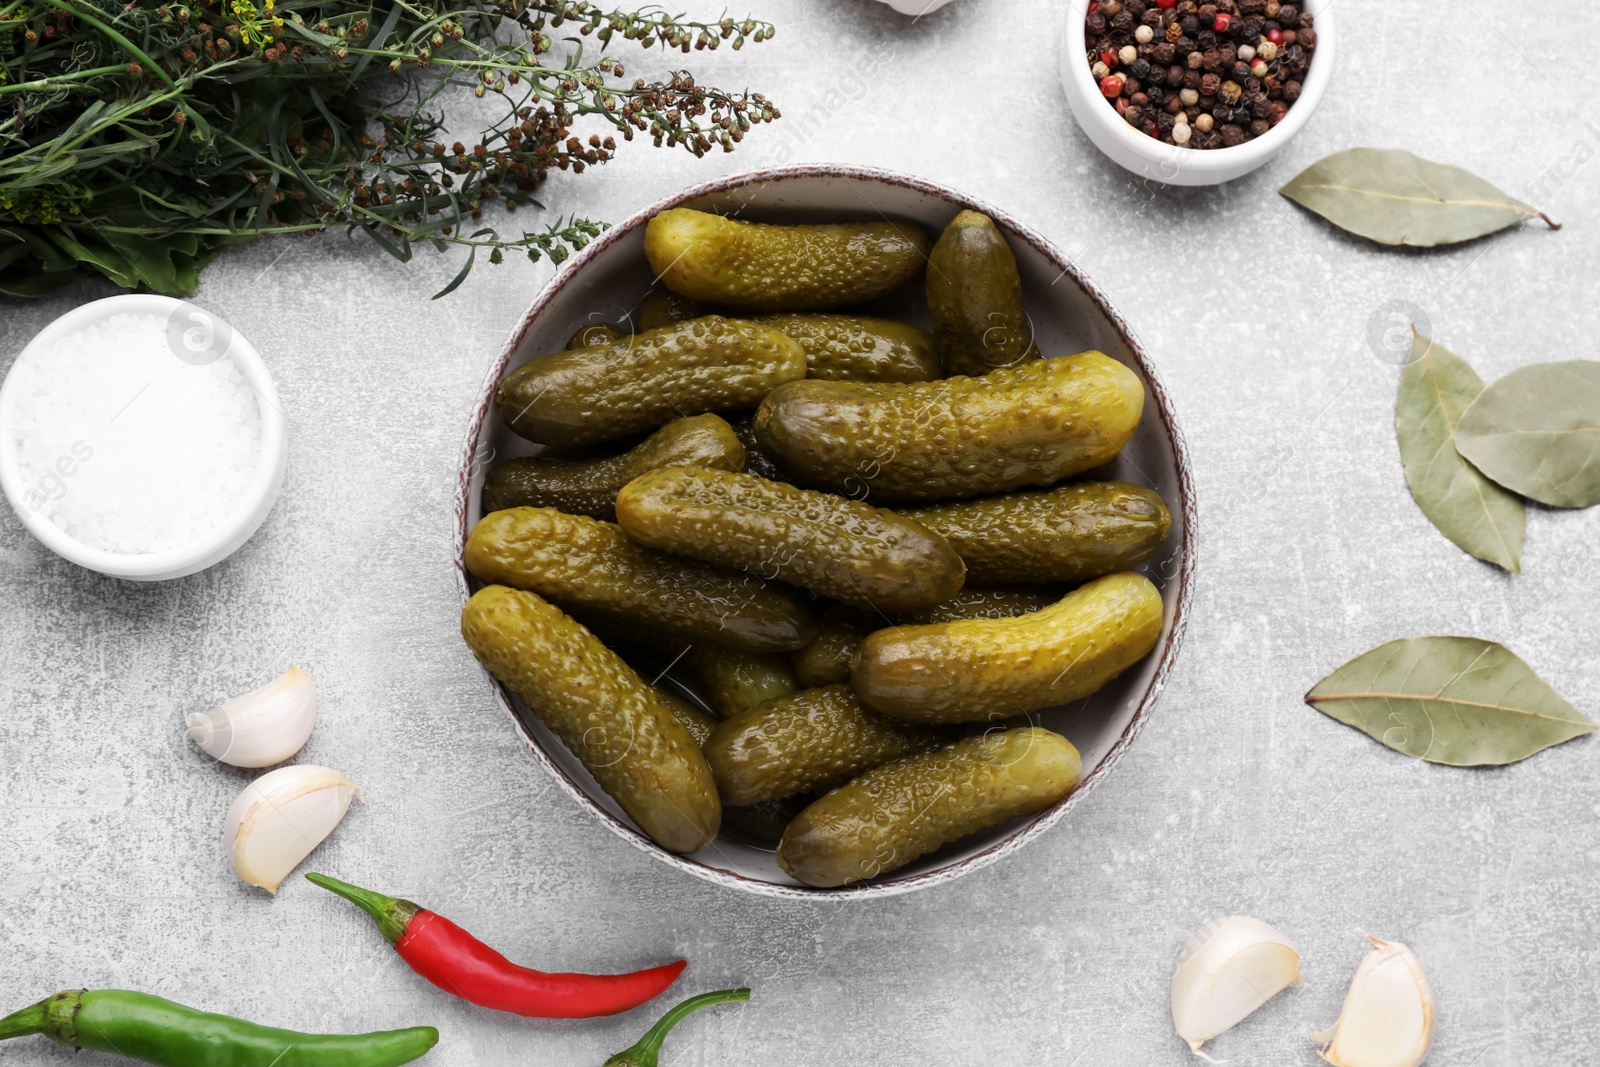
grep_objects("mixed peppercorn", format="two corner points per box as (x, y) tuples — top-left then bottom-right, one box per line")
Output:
(1084, 0), (1318, 150)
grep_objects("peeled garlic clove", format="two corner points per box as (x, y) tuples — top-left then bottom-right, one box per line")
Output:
(1171, 916), (1303, 1054)
(188, 665), (317, 768)
(1312, 933), (1435, 1067)
(224, 765), (361, 893)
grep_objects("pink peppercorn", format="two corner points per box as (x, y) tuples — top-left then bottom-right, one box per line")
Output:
(1213, 11), (1231, 30)
(1100, 74), (1125, 97)
(1266, 27), (1284, 44)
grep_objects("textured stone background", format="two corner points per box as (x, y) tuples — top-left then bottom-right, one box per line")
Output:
(2, 1), (1598, 1063)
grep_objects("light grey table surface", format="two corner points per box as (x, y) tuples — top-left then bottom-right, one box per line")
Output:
(2, 1), (1597, 1063)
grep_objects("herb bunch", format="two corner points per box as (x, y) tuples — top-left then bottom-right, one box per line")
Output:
(0, 0), (778, 298)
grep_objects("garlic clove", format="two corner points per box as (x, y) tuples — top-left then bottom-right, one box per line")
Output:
(1312, 933), (1435, 1067)
(224, 765), (361, 893)
(188, 665), (317, 768)
(1171, 916), (1303, 1054)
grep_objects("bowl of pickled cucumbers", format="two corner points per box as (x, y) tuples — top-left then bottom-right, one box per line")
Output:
(454, 165), (1195, 897)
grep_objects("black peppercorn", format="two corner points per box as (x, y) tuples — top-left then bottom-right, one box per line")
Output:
(1157, 112), (1176, 134)
(1232, 61), (1253, 82)
(1212, 103), (1232, 122)
(1165, 95), (1183, 114)
(1202, 46), (1227, 72)
(1111, 10), (1135, 30)
(1153, 41), (1176, 63)
(1180, 14), (1200, 34)
(1199, 72), (1221, 94)
(1249, 94), (1272, 118)
(1239, 0), (1264, 13)
(1230, 105), (1251, 125)
(1130, 58), (1152, 79)
(1296, 27), (1316, 48)
(1123, 76), (1142, 94)
(1126, 0), (1147, 14)
(1282, 79), (1301, 102)
(1187, 50), (1205, 68)
(1250, 118), (1270, 136)
(1183, 68), (1202, 89)
(1145, 84), (1166, 103)
(1176, 0), (1198, 13)
(1220, 123), (1245, 147)
(1175, 36), (1195, 57)
(1124, 105), (1144, 126)
(1142, 7), (1163, 25)
(1166, 63), (1185, 86)
(1262, 18), (1279, 33)
(1277, 4), (1297, 21)
(1087, 11), (1106, 31)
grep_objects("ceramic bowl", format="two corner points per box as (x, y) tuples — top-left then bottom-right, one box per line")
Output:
(0, 294), (287, 581)
(454, 164), (1196, 898)
(1059, 0), (1336, 186)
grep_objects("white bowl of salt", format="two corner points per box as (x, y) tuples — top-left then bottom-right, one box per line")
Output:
(0, 295), (287, 580)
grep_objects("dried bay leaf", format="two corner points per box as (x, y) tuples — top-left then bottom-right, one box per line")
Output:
(1306, 636), (1595, 766)
(1456, 362), (1600, 509)
(1395, 332), (1524, 571)
(1280, 148), (1560, 247)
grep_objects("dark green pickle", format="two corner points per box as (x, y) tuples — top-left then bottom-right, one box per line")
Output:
(791, 604), (876, 688)
(705, 684), (949, 807)
(464, 507), (817, 652)
(615, 467), (966, 612)
(751, 314), (940, 382)
(497, 316), (805, 446)
(644, 208), (930, 312)
(776, 727), (1081, 887)
(727, 414), (791, 483)
(636, 290), (711, 331)
(461, 586), (720, 854)
(568, 322), (626, 349)
(753, 352), (1146, 502)
(480, 414), (746, 521)
(926, 210), (1039, 376)
(681, 643), (801, 719)
(902, 481), (1171, 585)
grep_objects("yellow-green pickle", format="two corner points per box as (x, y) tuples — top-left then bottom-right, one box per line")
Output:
(497, 316), (805, 445)
(751, 314), (941, 382)
(644, 208), (930, 311)
(754, 351), (1146, 502)
(464, 507), (817, 652)
(567, 322), (626, 349)
(479, 414), (746, 521)
(790, 604), (876, 687)
(903, 481), (1172, 585)
(894, 585), (1062, 624)
(852, 572), (1164, 723)
(680, 643), (801, 718)
(704, 684), (949, 806)
(651, 683), (721, 747)
(776, 728), (1082, 887)
(926, 210), (1039, 376)
(460, 586), (721, 854)
(635, 289), (710, 331)
(614, 466), (966, 612)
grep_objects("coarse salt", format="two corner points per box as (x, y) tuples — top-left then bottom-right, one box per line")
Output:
(7, 312), (264, 554)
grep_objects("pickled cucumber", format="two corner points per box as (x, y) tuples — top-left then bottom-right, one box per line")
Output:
(753, 352), (1145, 502)
(652, 683), (721, 747)
(893, 585), (1062, 625)
(480, 414), (746, 521)
(791, 590), (1061, 687)
(644, 208), (931, 312)
(460, 586), (720, 853)
(705, 684), (949, 806)
(464, 507), (817, 652)
(776, 727), (1081, 887)
(902, 482), (1171, 585)
(497, 316), (805, 446)
(751, 314), (940, 382)
(615, 467), (966, 612)
(637, 290), (710, 331)
(926, 210), (1038, 376)
(791, 605), (875, 687)
(568, 322), (625, 349)
(681, 643), (801, 718)
(852, 572), (1164, 723)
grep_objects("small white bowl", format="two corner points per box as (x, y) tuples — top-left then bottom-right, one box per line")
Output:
(0, 294), (288, 581)
(1060, 0), (1335, 186)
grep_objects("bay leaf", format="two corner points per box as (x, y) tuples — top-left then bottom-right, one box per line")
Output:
(1456, 362), (1600, 509)
(1306, 636), (1595, 766)
(1279, 148), (1560, 247)
(1395, 332), (1524, 571)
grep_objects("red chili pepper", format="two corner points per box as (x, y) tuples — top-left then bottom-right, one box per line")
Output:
(307, 873), (685, 1019)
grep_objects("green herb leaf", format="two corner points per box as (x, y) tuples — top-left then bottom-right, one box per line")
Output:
(1455, 362), (1600, 509)
(1279, 148), (1560, 247)
(1395, 332), (1524, 571)
(1306, 636), (1595, 766)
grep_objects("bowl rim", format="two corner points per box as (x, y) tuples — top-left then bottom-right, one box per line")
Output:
(453, 163), (1198, 899)
(0, 293), (287, 579)
(1061, 0), (1336, 179)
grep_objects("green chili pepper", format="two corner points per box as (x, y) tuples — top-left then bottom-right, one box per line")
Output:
(603, 988), (750, 1067)
(0, 989), (439, 1066)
